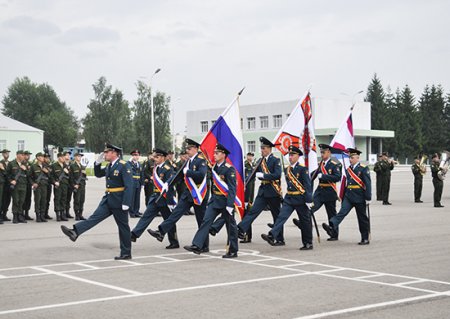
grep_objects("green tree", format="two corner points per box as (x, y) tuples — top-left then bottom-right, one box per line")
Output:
(382, 86), (397, 153)
(153, 92), (172, 151)
(1, 77), (78, 147)
(83, 77), (133, 153)
(444, 94), (450, 150)
(365, 74), (387, 153)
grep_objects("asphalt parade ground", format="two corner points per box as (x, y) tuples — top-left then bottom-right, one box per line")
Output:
(0, 168), (449, 318)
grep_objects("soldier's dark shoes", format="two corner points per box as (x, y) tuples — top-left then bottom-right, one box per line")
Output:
(201, 247), (209, 253)
(222, 252), (238, 258)
(130, 232), (137, 242)
(3, 215), (11, 221)
(44, 214), (52, 220)
(434, 204), (444, 208)
(147, 229), (163, 242)
(129, 214), (138, 218)
(267, 223), (274, 228)
(382, 202), (392, 205)
(261, 234), (275, 246)
(415, 200), (423, 203)
(292, 218), (300, 228)
(322, 223), (334, 237)
(239, 239), (252, 244)
(300, 244), (313, 250)
(165, 244), (180, 249)
(273, 241), (285, 246)
(358, 239), (370, 245)
(184, 245), (202, 254)
(209, 228), (217, 236)
(237, 230), (245, 240)
(327, 237), (338, 241)
(61, 225), (78, 242)
(114, 255), (132, 260)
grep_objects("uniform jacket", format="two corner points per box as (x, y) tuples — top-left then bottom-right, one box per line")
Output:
(344, 163), (372, 203)
(30, 162), (50, 186)
(313, 158), (342, 202)
(283, 162), (312, 206)
(256, 153), (282, 198)
(209, 162), (236, 209)
(150, 161), (175, 207)
(129, 160), (143, 188)
(7, 160), (28, 188)
(70, 162), (87, 187)
(50, 162), (70, 185)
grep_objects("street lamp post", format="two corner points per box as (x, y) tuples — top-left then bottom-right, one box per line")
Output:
(172, 98), (180, 153)
(150, 68), (161, 151)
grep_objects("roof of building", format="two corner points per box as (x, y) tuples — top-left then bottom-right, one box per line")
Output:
(0, 113), (43, 133)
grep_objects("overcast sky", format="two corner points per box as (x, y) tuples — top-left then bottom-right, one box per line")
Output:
(1, 0), (449, 134)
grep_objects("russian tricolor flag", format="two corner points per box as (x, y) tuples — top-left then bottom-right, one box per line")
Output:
(200, 92), (245, 219)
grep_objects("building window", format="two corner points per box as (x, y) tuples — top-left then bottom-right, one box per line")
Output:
(17, 140), (25, 151)
(247, 117), (255, 130)
(273, 114), (282, 128)
(260, 116), (268, 129)
(286, 113), (290, 119)
(247, 141), (256, 153)
(240, 118), (243, 130)
(200, 121), (209, 133)
(0, 140), (6, 151)
(211, 120), (216, 126)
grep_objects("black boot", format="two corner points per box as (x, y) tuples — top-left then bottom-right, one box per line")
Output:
(66, 209), (74, 219)
(36, 212), (42, 223)
(44, 212), (53, 220)
(13, 213), (19, 224)
(40, 212), (48, 222)
(24, 211), (33, 221)
(75, 211), (80, 221)
(56, 211), (61, 222)
(18, 213), (27, 223)
(0, 217), (3, 224)
(79, 210), (86, 220)
(60, 211), (68, 222)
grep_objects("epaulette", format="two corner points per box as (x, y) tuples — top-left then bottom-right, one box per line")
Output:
(197, 153), (205, 159)
(164, 164), (171, 170)
(331, 160), (339, 165)
(225, 163), (232, 168)
(120, 160), (126, 164)
(360, 164), (366, 168)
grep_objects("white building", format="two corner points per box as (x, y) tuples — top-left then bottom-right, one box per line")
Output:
(0, 113), (44, 154)
(186, 97), (394, 161)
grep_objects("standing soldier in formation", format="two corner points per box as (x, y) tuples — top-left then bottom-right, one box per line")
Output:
(61, 144), (134, 260)
(30, 152), (50, 222)
(238, 137), (284, 245)
(431, 154), (444, 208)
(301, 144), (341, 241)
(51, 152), (70, 221)
(323, 148), (372, 245)
(411, 156), (425, 203)
(379, 152), (394, 205)
(44, 153), (53, 220)
(0, 149), (10, 223)
(22, 150), (34, 221)
(262, 145), (313, 250)
(6, 150), (29, 223)
(1, 149), (12, 222)
(373, 154), (383, 201)
(131, 149), (179, 249)
(142, 151), (155, 206)
(129, 149), (143, 218)
(64, 151), (74, 219)
(70, 152), (87, 220)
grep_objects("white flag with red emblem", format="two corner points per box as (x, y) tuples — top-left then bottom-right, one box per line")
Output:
(272, 91), (318, 176)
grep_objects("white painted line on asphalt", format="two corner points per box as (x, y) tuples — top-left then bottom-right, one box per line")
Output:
(396, 279), (427, 286)
(279, 263), (309, 268)
(116, 260), (142, 266)
(0, 275), (5, 279)
(154, 256), (180, 261)
(356, 274), (384, 279)
(31, 267), (142, 296)
(0, 272), (310, 316)
(292, 293), (445, 319)
(74, 263), (99, 270)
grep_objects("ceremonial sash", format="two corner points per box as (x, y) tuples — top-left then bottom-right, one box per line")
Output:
(320, 162), (338, 194)
(212, 168), (242, 207)
(286, 166), (305, 194)
(184, 172), (207, 206)
(153, 167), (177, 205)
(347, 167), (366, 190)
(260, 158), (283, 197)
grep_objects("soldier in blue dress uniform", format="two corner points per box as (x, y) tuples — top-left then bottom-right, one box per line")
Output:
(61, 143), (134, 260)
(148, 139), (209, 251)
(262, 145), (313, 249)
(130, 149), (179, 249)
(129, 149), (143, 218)
(322, 148), (372, 245)
(184, 143), (238, 258)
(238, 137), (284, 245)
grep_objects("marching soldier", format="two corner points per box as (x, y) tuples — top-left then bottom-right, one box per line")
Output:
(131, 149), (179, 249)
(261, 145), (313, 250)
(44, 153), (53, 220)
(238, 137), (284, 245)
(70, 153), (87, 220)
(411, 157), (425, 203)
(379, 152), (394, 205)
(148, 139), (209, 251)
(6, 150), (29, 223)
(299, 144), (341, 241)
(323, 148), (372, 245)
(1, 149), (12, 222)
(184, 143), (239, 258)
(61, 143), (134, 260)
(30, 152), (50, 222)
(22, 150), (34, 220)
(129, 149), (143, 218)
(431, 154), (444, 208)
(373, 154), (383, 201)
(64, 151), (74, 219)
(175, 151), (191, 215)
(51, 152), (70, 221)
(142, 151), (155, 205)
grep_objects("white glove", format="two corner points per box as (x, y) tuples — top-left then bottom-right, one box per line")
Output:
(122, 205), (129, 211)
(306, 202), (312, 209)
(255, 172), (264, 179)
(96, 153), (105, 164)
(183, 165), (188, 174)
(168, 205), (175, 211)
(317, 173), (323, 179)
(245, 202), (249, 209)
(161, 182), (169, 192)
(226, 207), (234, 215)
(366, 200), (371, 205)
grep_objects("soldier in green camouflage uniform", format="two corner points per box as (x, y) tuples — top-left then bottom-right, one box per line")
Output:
(64, 151), (74, 219)
(51, 152), (70, 221)
(411, 157), (425, 203)
(44, 153), (53, 220)
(0, 149), (9, 224)
(6, 150), (29, 223)
(70, 153), (87, 220)
(373, 154), (383, 201)
(1, 149), (12, 222)
(379, 152), (394, 205)
(30, 152), (50, 222)
(431, 154), (444, 208)
(22, 150), (34, 220)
